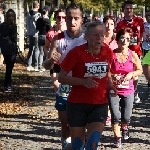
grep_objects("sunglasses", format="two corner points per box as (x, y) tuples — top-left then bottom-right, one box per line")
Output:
(56, 16), (66, 19)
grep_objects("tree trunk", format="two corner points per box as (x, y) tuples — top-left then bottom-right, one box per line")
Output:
(40, 0), (45, 9)
(17, 0), (25, 52)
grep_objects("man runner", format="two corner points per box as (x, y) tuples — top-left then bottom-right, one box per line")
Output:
(44, 3), (86, 149)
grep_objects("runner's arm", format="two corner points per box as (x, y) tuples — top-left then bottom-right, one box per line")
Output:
(43, 38), (51, 57)
(58, 68), (84, 85)
(139, 18), (145, 42)
(58, 68), (99, 88)
(132, 51), (143, 77)
(107, 69), (117, 96)
(43, 35), (59, 70)
(139, 32), (144, 43)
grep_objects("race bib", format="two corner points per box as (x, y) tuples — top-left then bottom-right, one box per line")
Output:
(113, 75), (129, 89)
(130, 36), (138, 45)
(60, 84), (72, 97)
(84, 62), (108, 79)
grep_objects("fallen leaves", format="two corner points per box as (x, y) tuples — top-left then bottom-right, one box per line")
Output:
(0, 102), (25, 115)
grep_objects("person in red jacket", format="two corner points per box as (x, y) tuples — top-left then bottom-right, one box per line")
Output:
(115, 0), (144, 103)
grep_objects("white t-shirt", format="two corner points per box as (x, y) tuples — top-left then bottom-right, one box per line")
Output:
(56, 30), (86, 97)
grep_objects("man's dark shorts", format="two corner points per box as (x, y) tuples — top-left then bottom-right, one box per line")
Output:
(67, 102), (108, 127)
(55, 93), (67, 111)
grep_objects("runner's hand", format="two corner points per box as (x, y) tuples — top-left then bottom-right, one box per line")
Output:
(111, 74), (121, 80)
(124, 72), (133, 82)
(108, 81), (117, 97)
(82, 78), (99, 88)
(52, 51), (61, 62)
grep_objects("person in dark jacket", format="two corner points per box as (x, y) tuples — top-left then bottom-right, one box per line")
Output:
(0, 9), (17, 92)
(36, 7), (51, 72)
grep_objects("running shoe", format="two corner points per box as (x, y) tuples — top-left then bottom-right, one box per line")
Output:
(134, 91), (140, 103)
(113, 137), (121, 148)
(122, 127), (129, 140)
(4, 86), (13, 92)
(62, 137), (71, 150)
(106, 115), (111, 126)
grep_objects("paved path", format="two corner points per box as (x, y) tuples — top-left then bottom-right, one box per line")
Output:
(0, 64), (150, 149)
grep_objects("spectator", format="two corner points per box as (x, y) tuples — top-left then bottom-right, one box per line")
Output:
(0, 9), (17, 92)
(36, 7), (51, 72)
(26, 1), (41, 71)
(43, 5), (51, 18)
(0, 0), (5, 14)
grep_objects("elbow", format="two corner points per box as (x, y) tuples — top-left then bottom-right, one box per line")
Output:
(58, 73), (66, 84)
(140, 69), (143, 75)
(139, 67), (143, 75)
(58, 74), (63, 83)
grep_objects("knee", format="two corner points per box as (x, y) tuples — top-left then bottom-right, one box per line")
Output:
(114, 116), (121, 124)
(72, 137), (84, 150)
(112, 113), (120, 124)
(122, 116), (130, 124)
(86, 131), (100, 150)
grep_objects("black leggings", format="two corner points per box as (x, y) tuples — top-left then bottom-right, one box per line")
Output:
(109, 93), (134, 124)
(3, 54), (16, 87)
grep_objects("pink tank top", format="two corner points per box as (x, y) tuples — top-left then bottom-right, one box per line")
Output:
(110, 49), (134, 95)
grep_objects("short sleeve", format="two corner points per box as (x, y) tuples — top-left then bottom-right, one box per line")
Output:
(139, 18), (145, 33)
(60, 47), (79, 73)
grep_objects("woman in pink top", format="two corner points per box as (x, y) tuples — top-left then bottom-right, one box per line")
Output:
(109, 28), (142, 148)
(44, 9), (66, 92)
(103, 16), (118, 50)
